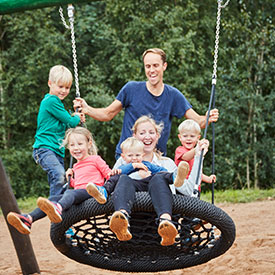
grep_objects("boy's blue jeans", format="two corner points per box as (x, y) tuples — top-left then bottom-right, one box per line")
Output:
(33, 148), (65, 196)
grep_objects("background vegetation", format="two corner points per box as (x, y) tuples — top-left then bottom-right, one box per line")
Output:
(0, 0), (274, 199)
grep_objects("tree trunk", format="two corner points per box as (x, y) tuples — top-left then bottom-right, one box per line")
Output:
(0, 17), (7, 149)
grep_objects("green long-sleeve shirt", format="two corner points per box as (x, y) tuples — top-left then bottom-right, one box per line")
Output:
(33, 94), (80, 157)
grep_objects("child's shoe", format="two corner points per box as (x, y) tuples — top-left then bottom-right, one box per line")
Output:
(158, 219), (178, 246)
(86, 182), (107, 204)
(109, 211), (132, 241)
(173, 161), (190, 187)
(7, 212), (32, 234)
(37, 197), (62, 223)
(65, 227), (75, 238)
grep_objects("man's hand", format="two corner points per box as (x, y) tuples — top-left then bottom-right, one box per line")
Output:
(73, 98), (89, 114)
(206, 108), (219, 123)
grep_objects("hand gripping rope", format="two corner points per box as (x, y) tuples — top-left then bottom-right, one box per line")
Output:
(193, 0), (230, 203)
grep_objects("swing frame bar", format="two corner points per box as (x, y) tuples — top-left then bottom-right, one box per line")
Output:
(0, 0), (93, 15)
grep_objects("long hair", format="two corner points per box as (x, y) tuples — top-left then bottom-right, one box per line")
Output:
(63, 127), (98, 155)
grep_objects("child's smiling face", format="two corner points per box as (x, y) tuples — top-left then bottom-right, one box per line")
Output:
(68, 133), (91, 162)
(48, 80), (71, 100)
(178, 130), (200, 150)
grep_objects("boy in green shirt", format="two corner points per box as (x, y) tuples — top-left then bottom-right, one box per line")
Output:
(32, 65), (84, 196)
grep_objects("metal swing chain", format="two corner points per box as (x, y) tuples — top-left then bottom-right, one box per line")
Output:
(59, 5), (82, 190)
(59, 5), (80, 98)
(193, 0), (230, 199)
(212, 0), (230, 83)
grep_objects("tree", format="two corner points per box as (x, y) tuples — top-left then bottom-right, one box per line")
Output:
(0, 1), (274, 198)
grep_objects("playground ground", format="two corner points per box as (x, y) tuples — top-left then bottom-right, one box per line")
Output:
(1, 199), (275, 275)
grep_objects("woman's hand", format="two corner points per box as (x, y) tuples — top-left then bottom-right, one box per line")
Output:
(138, 170), (152, 178)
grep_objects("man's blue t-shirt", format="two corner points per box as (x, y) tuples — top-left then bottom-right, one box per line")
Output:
(115, 81), (192, 156)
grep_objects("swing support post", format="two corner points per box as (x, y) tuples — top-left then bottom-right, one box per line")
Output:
(0, 159), (40, 275)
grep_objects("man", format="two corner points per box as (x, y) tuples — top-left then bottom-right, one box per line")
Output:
(74, 48), (218, 158)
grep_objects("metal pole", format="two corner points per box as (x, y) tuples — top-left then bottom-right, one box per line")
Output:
(0, 158), (40, 275)
(0, 0), (94, 15)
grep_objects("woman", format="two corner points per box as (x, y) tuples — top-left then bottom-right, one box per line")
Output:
(110, 115), (209, 246)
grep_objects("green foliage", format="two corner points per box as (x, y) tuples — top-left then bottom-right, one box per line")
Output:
(1, 149), (49, 198)
(0, 1), (274, 198)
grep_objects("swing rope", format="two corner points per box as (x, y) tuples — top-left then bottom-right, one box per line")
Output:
(59, 5), (80, 98)
(193, 0), (230, 202)
(59, 5), (82, 187)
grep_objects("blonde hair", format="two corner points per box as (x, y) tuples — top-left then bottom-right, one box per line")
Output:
(142, 48), (166, 64)
(120, 137), (144, 153)
(131, 115), (164, 159)
(132, 115), (163, 137)
(178, 119), (201, 135)
(63, 127), (98, 155)
(49, 65), (73, 86)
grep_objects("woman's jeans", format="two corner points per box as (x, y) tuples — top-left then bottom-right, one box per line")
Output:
(112, 173), (173, 218)
(33, 148), (65, 196)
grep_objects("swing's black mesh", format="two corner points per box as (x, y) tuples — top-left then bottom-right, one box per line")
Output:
(51, 192), (235, 272)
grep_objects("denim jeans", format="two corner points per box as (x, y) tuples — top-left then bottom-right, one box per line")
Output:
(29, 194), (63, 222)
(33, 148), (65, 196)
(112, 174), (173, 218)
(57, 189), (91, 211)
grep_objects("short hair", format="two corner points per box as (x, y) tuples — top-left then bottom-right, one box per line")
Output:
(120, 137), (144, 153)
(63, 127), (98, 155)
(178, 119), (201, 135)
(49, 65), (73, 86)
(142, 48), (167, 64)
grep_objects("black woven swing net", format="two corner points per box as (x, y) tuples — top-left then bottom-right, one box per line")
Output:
(50, 192), (235, 273)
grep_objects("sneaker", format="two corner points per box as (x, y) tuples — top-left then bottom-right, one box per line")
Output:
(109, 211), (132, 241)
(158, 219), (178, 246)
(173, 161), (190, 188)
(86, 182), (107, 204)
(7, 212), (32, 234)
(65, 227), (75, 239)
(37, 197), (62, 223)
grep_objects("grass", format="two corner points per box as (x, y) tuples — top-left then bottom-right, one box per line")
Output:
(1, 189), (275, 215)
(201, 188), (275, 204)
